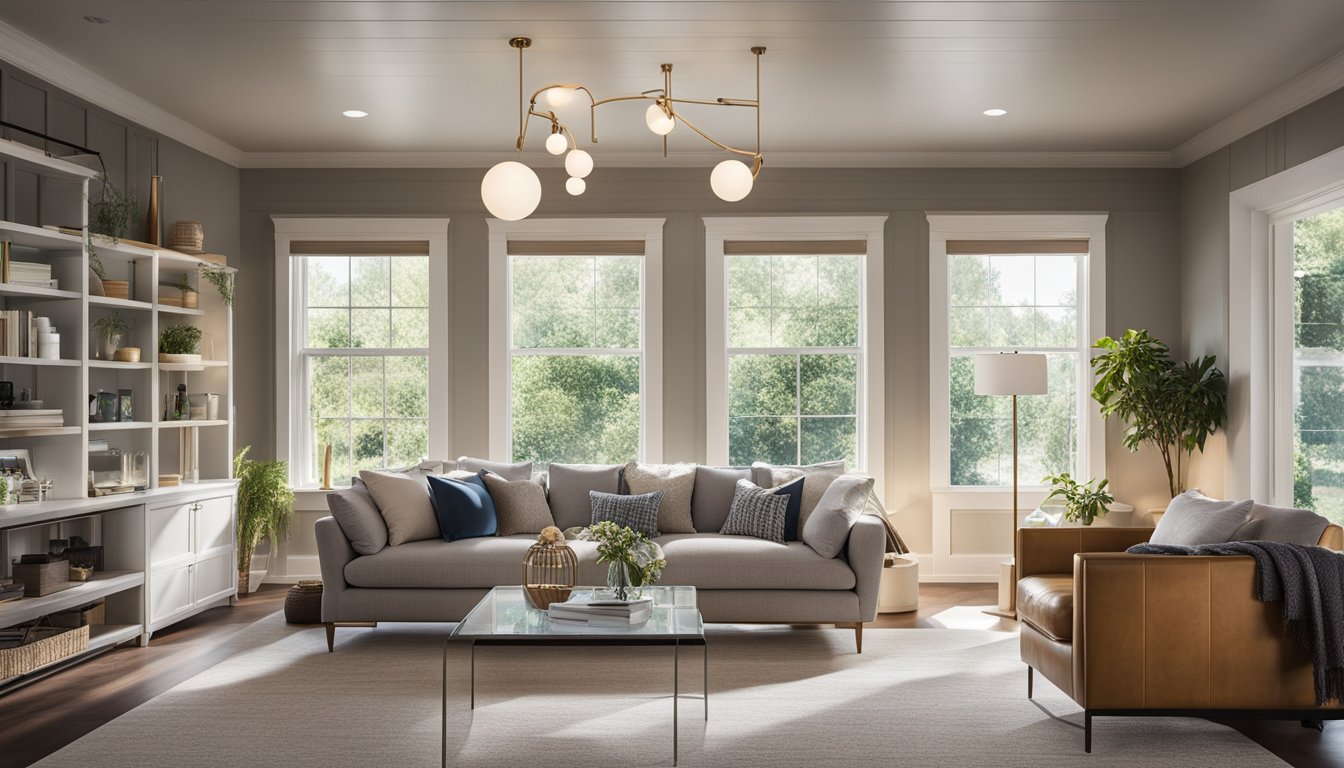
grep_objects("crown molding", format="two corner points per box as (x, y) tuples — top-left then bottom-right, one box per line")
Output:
(0, 20), (243, 167)
(1173, 47), (1344, 168)
(239, 149), (1176, 170)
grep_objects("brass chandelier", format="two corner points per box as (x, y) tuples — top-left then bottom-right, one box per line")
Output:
(480, 37), (767, 221)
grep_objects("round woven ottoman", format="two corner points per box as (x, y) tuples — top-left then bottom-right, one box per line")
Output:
(284, 580), (323, 624)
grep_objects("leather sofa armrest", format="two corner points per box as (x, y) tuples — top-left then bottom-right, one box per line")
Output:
(848, 515), (886, 622)
(1072, 552), (1317, 711)
(1017, 527), (1154, 580)
(316, 515), (357, 623)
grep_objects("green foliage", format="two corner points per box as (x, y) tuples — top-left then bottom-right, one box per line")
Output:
(512, 355), (639, 466)
(87, 243), (107, 281)
(1091, 329), (1227, 497)
(92, 312), (132, 337)
(1042, 472), (1114, 526)
(1295, 439), (1316, 512)
(158, 324), (202, 354)
(234, 447), (295, 575)
(89, 175), (138, 240)
(200, 264), (234, 307)
(580, 520), (666, 587)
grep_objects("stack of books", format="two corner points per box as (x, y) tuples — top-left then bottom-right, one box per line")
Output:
(0, 409), (64, 432)
(547, 592), (654, 628)
(0, 578), (22, 603)
(4, 259), (54, 288)
(0, 310), (41, 357)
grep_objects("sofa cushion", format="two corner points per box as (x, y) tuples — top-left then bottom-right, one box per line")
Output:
(344, 536), (602, 589)
(547, 463), (624, 529)
(457, 456), (533, 481)
(691, 466), (752, 532)
(654, 534), (857, 590)
(802, 474), (874, 558)
(358, 469), (439, 546)
(590, 490), (663, 537)
(720, 479), (790, 543)
(1233, 502), (1330, 545)
(1017, 575), (1074, 642)
(426, 474), (497, 542)
(326, 481), (388, 555)
(624, 462), (698, 533)
(482, 472), (556, 536)
(1151, 490), (1253, 546)
(773, 477), (805, 540)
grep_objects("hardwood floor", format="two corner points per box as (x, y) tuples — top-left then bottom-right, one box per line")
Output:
(1, 583), (1340, 767)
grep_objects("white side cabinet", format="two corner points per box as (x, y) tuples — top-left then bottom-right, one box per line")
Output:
(146, 489), (238, 641)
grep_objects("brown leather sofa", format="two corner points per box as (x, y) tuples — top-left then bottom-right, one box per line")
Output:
(1017, 524), (1344, 751)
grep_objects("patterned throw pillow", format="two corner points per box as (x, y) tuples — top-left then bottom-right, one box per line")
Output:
(719, 479), (790, 544)
(590, 490), (663, 538)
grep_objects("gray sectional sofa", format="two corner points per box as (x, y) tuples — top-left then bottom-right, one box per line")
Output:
(316, 462), (888, 652)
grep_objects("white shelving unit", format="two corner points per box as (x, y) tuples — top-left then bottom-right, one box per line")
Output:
(0, 137), (239, 687)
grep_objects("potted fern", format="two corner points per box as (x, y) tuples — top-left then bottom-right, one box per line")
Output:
(235, 447), (294, 595)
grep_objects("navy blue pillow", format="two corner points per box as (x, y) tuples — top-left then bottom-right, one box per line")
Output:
(772, 477), (805, 540)
(427, 474), (498, 541)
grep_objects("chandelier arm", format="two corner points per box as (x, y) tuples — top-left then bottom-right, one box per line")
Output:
(664, 97), (757, 108)
(672, 112), (759, 160)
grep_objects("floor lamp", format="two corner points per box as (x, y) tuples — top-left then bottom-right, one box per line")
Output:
(974, 351), (1048, 620)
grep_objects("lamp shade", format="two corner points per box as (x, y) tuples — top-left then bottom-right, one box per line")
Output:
(973, 352), (1047, 396)
(480, 161), (542, 221)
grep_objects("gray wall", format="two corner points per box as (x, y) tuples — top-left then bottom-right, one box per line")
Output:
(241, 166), (1181, 551)
(1179, 84), (1344, 496)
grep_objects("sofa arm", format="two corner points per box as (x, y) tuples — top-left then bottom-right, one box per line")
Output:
(1017, 527), (1154, 580)
(1073, 552), (1318, 711)
(316, 516), (356, 623)
(848, 515), (886, 622)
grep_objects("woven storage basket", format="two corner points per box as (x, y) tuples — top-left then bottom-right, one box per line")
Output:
(0, 624), (89, 678)
(284, 580), (323, 624)
(167, 220), (204, 254)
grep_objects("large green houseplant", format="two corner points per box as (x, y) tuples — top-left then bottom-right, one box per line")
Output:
(1090, 329), (1228, 498)
(234, 447), (294, 595)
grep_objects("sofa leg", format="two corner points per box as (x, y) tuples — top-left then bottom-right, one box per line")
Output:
(1302, 719), (1325, 732)
(1027, 666), (1034, 699)
(326, 623), (335, 653)
(1084, 711), (1092, 753)
(835, 622), (863, 653)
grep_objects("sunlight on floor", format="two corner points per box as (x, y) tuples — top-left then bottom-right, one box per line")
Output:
(926, 605), (1019, 633)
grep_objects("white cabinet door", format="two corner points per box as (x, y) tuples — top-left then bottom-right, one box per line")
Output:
(194, 496), (233, 555)
(149, 564), (193, 623)
(193, 551), (234, 606)
(147, 502), (193, 568)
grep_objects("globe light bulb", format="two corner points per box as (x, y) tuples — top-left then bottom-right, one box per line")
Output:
(710, 159), (754, 202)
(566, 177), (586, 196)
(545, 132), (567, 155)
(480, 161), (542, 221)
(564, 149), (594, 179)
(645, 103), (675, 136)
(546, 87), (575, 107)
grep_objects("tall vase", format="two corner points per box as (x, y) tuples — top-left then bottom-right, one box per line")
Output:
(606, 561), (641, 601)
(147, 175), (162, 245)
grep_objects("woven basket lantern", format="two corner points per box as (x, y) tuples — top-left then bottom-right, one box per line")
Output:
(522, 527), (577, 609)
(167, 220), (204, 253)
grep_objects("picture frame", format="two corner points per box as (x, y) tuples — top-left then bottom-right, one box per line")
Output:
(0, 449), (35, 481)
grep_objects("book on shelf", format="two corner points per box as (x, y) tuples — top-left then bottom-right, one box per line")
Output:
(0, 409), (63, 428)
(0, 310), (40, 358)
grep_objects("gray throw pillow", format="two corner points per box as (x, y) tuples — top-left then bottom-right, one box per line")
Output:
(482, 472), (556, 536)
(590, 490), (663, 538)
(326, 481), (388, 555)
(457, 456), (533, 481)
(803, 474), (875, 558)
(358, 469), (440, 546)
(623, 462), (698, 533)
(1150, 490), (1254, 546)
(691, 466), (753, 532)
(719, 480), (789, 544)
(750, 460), (844, 489)
(1232, 502), (1330, 545)
(755, 462), (845, 530)
(548, 463), (624, 529)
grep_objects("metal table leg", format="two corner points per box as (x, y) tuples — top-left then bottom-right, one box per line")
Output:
(674, 640), (679, 767)
(441, 638), (449, 768)
(704, 641), (708, 721)
(470, 641), (476, 710)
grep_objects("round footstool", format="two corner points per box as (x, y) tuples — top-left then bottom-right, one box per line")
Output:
(284, 580), (323, 624)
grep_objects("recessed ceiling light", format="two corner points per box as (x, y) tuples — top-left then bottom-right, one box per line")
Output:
(83, 15), (111, 24)
(342, 110), (369, 119)
(983, 108), (1008, 117)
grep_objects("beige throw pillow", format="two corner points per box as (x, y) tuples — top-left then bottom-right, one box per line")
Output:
(482, 472), (555, 536)
(623, 462), (697, 533)
(358, 470), (440, 546)
(759, 464), (844, 530)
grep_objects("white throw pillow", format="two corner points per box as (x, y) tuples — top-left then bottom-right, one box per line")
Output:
(802, 474), (875, 558)
(1150, 490), (1254, 546)
(358, 469), (440, 546)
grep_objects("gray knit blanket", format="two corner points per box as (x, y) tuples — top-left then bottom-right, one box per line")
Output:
(1126, 540), (1344, 705)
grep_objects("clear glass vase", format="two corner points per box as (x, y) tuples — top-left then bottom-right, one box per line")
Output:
(606, 561), (642, 601)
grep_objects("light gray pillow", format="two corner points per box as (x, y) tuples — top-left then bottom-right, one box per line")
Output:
(457, 456), (533, 480)
(803, 474), (875, 558)
(719, 480), (789, 544)
(624, 462), (698, 533)
(754, 462), (845, 530)
(750, 460), (844, 489)
(1150, 490), (1254, 546)
(358, 469), (440, 546)
(326, 481), (388, 555)
(1232, 502), (1330, 545)
(548, 463), (623, 529)
(482, 472), (556, 536)
(691, 466), (752, 533)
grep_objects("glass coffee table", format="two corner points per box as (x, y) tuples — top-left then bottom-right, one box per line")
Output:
(443, 585), (705, 767)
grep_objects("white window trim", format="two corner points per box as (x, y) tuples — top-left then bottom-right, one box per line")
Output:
(1228, 144), (1344, 503)
(703, 216), (886, 499)
(487, 217), (665, 463)
(273, 217), (451, 486)
(926, 213), (1106, 582)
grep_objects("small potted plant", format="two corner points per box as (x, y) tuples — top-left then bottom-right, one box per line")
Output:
(174, 275), (198, 309)
(158, 324), (203, 364)
(577, 520), (667, 600)
(91, 313), (132, 360)
(1041, 472), (1115, 527)
(235, 447), (294, 595)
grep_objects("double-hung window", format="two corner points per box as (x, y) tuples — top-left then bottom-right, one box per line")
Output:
(705, 217), (886, 485)
(275, 218), (450, 486)
(488, 219), (664, 466)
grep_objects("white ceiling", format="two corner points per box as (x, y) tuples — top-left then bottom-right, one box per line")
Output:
(3, 1), (1344, 165)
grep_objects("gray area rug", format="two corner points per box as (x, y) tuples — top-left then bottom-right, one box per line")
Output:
(36, 615), (1287, 767)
